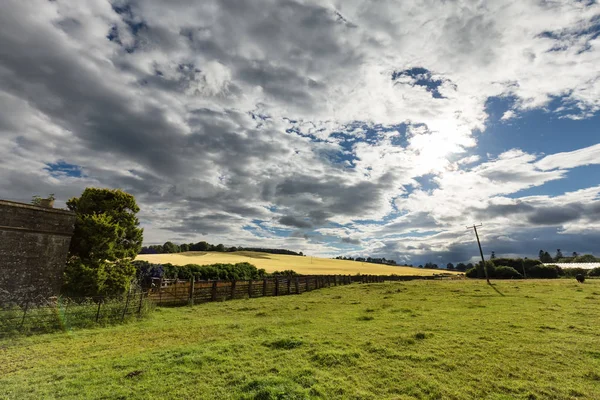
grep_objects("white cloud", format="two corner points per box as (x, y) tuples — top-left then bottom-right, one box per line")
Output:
(1, 0), (600, 262)
(536, 143), (600, 171)
(500, 110), (516, 121)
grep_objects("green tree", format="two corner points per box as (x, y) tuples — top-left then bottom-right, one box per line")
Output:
(62, 188), (143, 297)
(554, 249), (563, 262)
(163, 241), (180, 254)
(455, 262), (467, 272)
(575, 254), (599, 263)
(446, 263), (455, 270)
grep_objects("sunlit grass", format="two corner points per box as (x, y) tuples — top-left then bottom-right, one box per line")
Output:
(1, 279), (599, 399)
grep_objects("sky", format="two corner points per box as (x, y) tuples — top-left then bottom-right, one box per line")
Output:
(1, 0), (599, 266)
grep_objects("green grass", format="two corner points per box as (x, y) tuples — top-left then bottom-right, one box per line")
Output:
(1, 280), (600, 399)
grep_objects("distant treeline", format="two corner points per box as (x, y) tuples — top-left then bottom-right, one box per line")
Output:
(466, 257), (600, 279)
(537, 249), (599, 263)
(334, 256), (397, 266)
(139, 241), (303, 256)
(133, 260), (299, 283)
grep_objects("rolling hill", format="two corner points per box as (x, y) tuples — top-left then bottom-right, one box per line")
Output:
(136, 251), (459, 276)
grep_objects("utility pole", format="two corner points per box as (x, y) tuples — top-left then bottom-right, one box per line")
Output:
(466, 224), (489, 284)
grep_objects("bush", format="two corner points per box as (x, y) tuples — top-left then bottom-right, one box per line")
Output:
(133, 261), (267, 283)
(528, 265), (560, 279)
(465, 261), (495, 279)
(465, 267), (478, 278)
(494, 266), (522, 279)
(561, 267), (589, 278)
(492, 258), (542, 276)
(588, 267), (600, 277)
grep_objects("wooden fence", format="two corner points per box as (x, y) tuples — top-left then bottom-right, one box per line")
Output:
(148, 275), (354, 306)
(147, 274), (463, 306)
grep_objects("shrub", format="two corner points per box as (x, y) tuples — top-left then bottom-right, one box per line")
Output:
(133, 261), (266, 283)
(494, 266), (522, 279)
(588, 267), (600, 277)
(465, 267), (478, 278)
(528, 265), (559, 279)
(466, 261), (496, 279)
(562, 268), (589, 278)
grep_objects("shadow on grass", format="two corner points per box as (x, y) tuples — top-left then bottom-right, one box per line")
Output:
(488, 282), (506, 297)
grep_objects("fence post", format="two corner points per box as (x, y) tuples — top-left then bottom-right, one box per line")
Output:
(248, 279), (253, 298)
(189, 277), (195, 306)
(96, 298), (102, 322)
(275, 278), (279, 296)
(295, 277), (300, 294)
(159, 277), (163, 306)
(211, 280), (218, 301)
(20, 299), (29, 330)
(122, 289), (132, 321)
(137, 291), (144, 315)
(64, 298), (70, 326)
(263, 278), (268, 296)
(231, 280), (237, 300)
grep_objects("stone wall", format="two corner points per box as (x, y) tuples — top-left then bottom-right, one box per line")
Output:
(0, 200), (75, 300)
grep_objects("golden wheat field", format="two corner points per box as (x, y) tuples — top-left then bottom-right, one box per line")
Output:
(136, 251), (459, 276)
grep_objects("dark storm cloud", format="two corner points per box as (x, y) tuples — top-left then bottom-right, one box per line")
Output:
(279, 216), (313, 229)
(162, 214), (238, 235)
(271, 172), (395, 216)
(469, 202), (535, 220)
(468, 200), (600, 226)
(527, 205), (585, 225)
(0, 6), (189, 176)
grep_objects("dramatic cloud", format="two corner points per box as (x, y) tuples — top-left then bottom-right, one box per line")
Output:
(1, 0), (599, 265)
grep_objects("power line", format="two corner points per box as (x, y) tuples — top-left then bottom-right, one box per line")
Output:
(466, 223), (490, 284)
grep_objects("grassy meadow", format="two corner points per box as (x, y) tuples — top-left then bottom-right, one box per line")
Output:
(136, 251), (457, 276)
(2, 279), (600, 399)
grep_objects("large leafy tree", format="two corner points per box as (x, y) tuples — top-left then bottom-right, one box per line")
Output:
(62, 188), (143, 297)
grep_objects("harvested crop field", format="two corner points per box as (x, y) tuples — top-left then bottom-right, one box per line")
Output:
(136, 251), (458, 276)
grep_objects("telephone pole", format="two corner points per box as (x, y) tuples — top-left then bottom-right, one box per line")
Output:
(466, 224), (489, 284)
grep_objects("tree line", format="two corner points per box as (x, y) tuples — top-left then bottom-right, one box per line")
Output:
(134, 260), (299, 285)
(536, 249), (599, 264)
(139, 241), (304, 257)
(466, 257), (600, 279)
(334, 256), (398, 265)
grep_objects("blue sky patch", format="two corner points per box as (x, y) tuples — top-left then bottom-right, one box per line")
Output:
(45, 161), (84, 178)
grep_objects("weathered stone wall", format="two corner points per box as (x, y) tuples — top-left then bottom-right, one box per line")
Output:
(0, 200), (75, 300)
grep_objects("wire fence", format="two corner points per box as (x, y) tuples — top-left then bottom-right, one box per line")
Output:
(0, 273), (461, 337)
(0, 290), (152, 337)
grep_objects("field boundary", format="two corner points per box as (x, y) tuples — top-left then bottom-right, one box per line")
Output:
(0, 290), (152, 337)
(148, 274), (462, 306)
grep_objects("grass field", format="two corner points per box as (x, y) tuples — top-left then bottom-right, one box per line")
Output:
(2, 279), (599, 399)
(136, 251), (458, 276)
